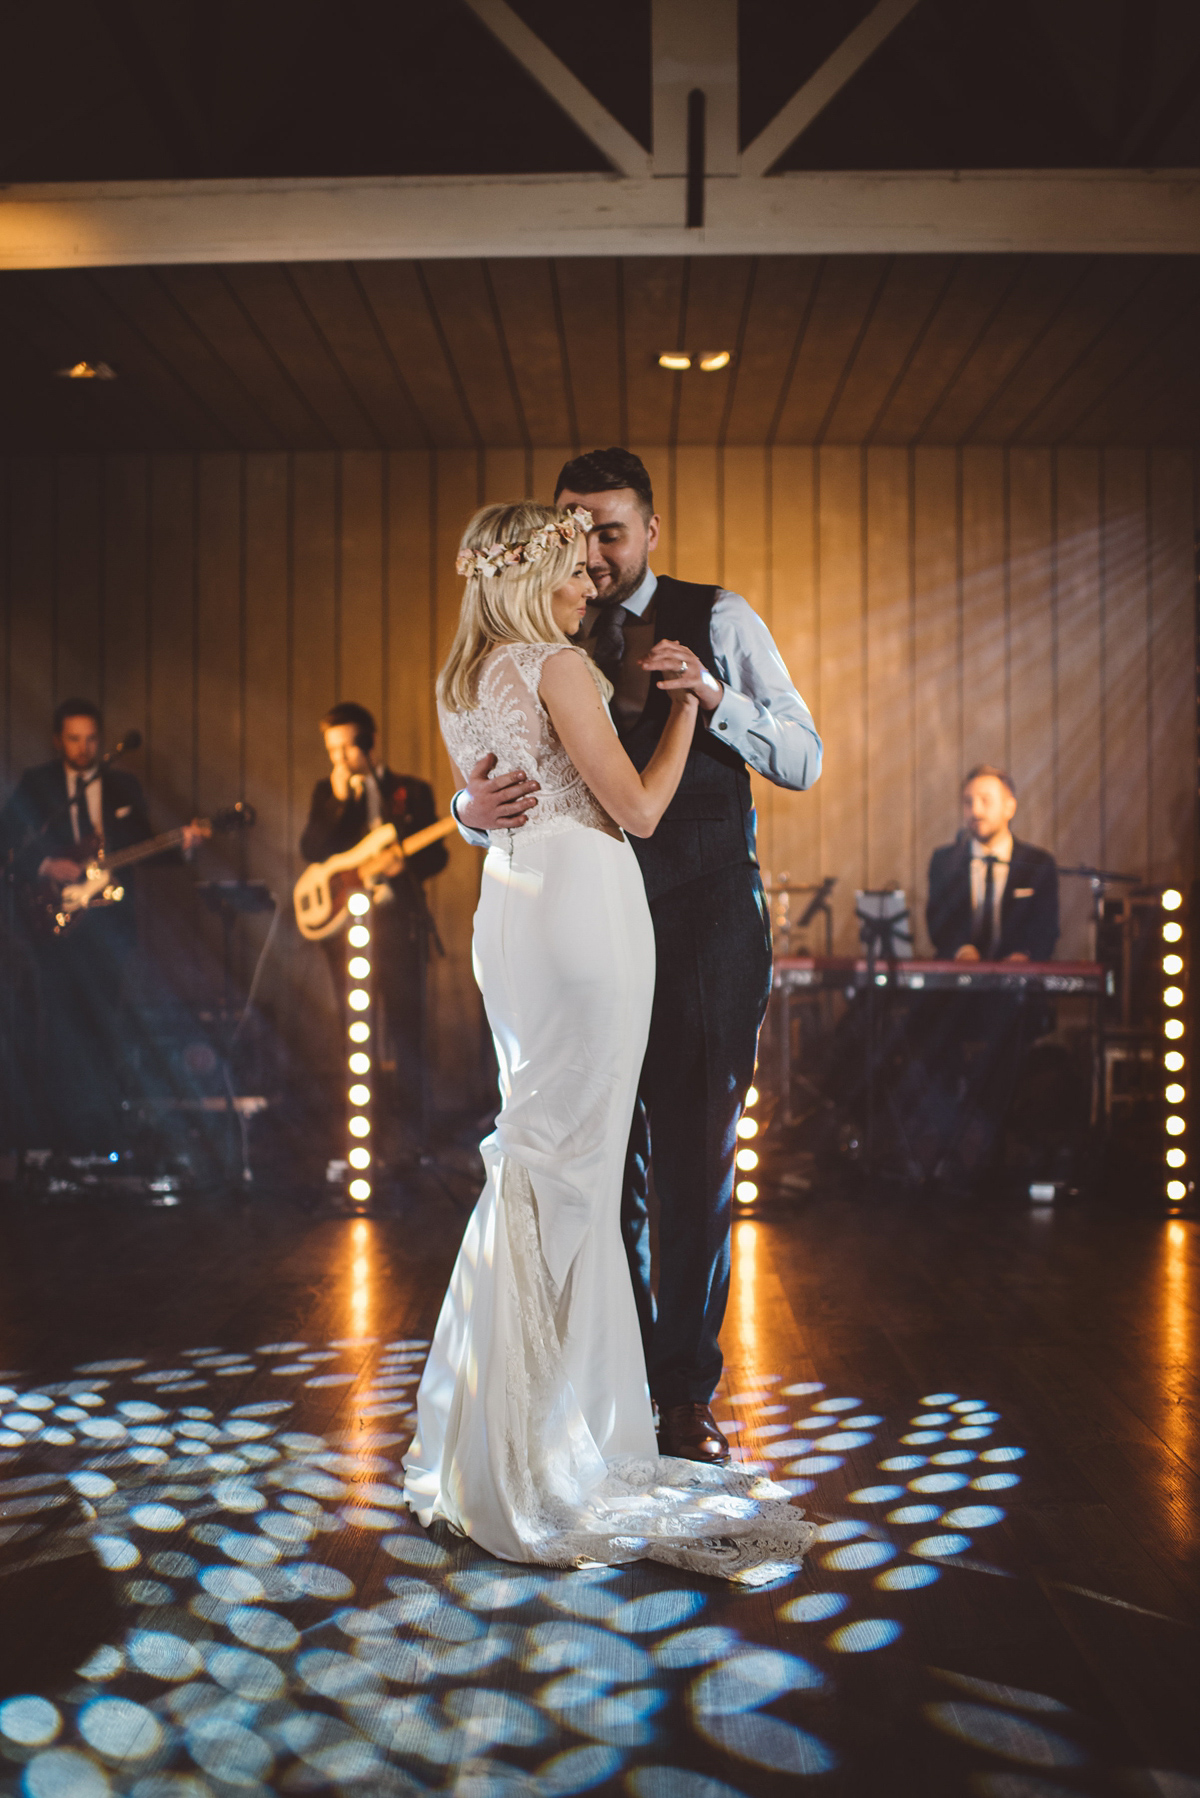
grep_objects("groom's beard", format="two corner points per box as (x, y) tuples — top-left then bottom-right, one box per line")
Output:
(588, 557), (648, 609)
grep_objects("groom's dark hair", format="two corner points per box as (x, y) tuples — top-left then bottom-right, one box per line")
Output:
(554, 448), (655, 521)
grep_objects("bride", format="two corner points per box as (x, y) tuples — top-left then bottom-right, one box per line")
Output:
(403, 502), (815, 1582)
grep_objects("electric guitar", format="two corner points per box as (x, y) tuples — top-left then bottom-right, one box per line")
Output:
(30, 803), (257, 937)
(293, 816), (456, 941)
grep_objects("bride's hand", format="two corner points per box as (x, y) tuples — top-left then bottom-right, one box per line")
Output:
(641, 638), (722, 713)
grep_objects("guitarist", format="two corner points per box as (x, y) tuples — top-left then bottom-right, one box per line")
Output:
(0, 698), (203, 1151)
(300, 703), (448, 1126)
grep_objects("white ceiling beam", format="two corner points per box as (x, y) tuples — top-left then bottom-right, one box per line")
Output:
(460, 0), (651, 179)
(741, 0), (922, 179)
(1, 170), (1198, 268)
(652, 0), (739, 176)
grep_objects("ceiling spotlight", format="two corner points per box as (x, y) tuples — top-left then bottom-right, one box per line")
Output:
(56, 361), (116, 380)
(698, 350), (731, 371)
(658, 351), (692, 371)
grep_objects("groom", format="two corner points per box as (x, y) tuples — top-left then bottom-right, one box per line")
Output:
(454, 449), (822, 1461)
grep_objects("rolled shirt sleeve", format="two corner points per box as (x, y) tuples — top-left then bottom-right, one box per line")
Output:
(450, 788), (491, 850)
(706, 591), (822, 791)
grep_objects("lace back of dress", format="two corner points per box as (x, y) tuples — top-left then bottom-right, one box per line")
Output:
(439, 643), (616, 844)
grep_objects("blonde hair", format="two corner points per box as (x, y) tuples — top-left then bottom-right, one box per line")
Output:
(438, 501), (596, 712)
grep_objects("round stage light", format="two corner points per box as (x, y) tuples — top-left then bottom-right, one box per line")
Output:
(658, 351), (691, 370)
(349, 1115), (371, 1138)
(736, 1117), (759, 1139)
(1167, 1180), (1187, 1201)
(349, 1083), (371, 1107)
(735, 1147), (759, 1170)
(348, 1147), (371, 1170)
(1164, 954), (1184, 976)
(745, 1085), (759, 1107)
(348, 989), (370, 1011)
(698, 350), (731, 372)
(348, 1020), (370, 1043)
(1165, 1018), (1185, 1039)
(1166, 1115), (1185, 1136)
(1164, 986), (1184, 1008)
(1167, 1148), (1186, 1168)
(1166, 1083), (1186, 1104)
(1164, 920), (1183, 942)
(349, 1052), (370, 1075)
(348, 891), (371, 916)
(1163, 889), (1183, 911)
(348, 924), (370, 948)
(348, 1179), (371, 1201)
(1166, 1051), (1185, 1072)
(735, 1181), (758, 1203)
(348, 956), (371, 980)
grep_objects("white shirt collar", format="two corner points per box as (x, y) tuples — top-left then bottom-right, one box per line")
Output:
(66, 763), (99, 785)
(621, 567), (658, 620)
(970, 829), (1014, 865)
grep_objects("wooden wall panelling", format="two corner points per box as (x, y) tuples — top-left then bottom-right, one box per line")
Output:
(6, 459), (55, 783)
(672, 447), (720, 585)
(482, 451), (529, 509)
(818, 447), (867, 950)
(1006, 449), (1056, 861)
(146, 456), (197, 828)
(532, 448), (572, 504)
(1101, 448), (1152, 879)
(674, 260), (754, 446)
(960, 447), (1009, 775)
(1055, 449), (1104, 959)
(764, 447), (819, 892)
(287, 265), (417, 450)
(1148, 449), (1196, 883)
(775, 262), (891, 445)
(824, 257), (958, 445)
(622, 264), (687, 446)
(194, 455), (243, 843)
(912, 447), (961, 947)
(384, 452), (436, 784)
(873, 259), (1015, 446)
(100, 457), (150, 775)
(55, 457), (102, 708)
(241, 453), (293, 1033)
(429, 449), (487, 1101)
(418, 263), (525, 451)
(338, 451), (385, 731)
(865, 447), (915, 898)
(725, 258), (820, 448)
(935, 258), (1084, 446)
(225, 268), (373, 450)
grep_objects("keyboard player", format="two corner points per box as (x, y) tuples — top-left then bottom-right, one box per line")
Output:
(915, 766), (1060, 1188)
(927, 765), (1059, 963)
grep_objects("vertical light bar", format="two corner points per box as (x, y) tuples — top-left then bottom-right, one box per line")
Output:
(346, 891), (373, 1204)
(1162, 887), (1187, 1208)
(735, 1079), (760, 1204)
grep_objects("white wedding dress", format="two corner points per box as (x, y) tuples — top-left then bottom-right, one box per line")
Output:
(403, 642), (815, 1582)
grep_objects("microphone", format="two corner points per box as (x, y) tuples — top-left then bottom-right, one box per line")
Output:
(102, 729), (143, 764)
(798, 876), (836, 929)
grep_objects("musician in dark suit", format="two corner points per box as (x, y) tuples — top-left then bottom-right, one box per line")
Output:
(915, 765), (1060, 1188)
(300, 703), (448, 1126)
(0, 699), (202, 1150)
(927, 765), (1059, 963)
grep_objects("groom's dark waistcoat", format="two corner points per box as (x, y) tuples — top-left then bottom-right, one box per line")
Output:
(619, 575), (756, 902)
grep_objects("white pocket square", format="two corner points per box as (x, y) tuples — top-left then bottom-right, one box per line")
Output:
(1013, 887), (1034, 898)
(115, 805), (132, 818)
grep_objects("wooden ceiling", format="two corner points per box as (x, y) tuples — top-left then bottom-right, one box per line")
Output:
(2, 253), (1197, 452)
(4, 0), (1198, 182)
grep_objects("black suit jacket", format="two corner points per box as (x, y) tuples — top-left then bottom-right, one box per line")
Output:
(300, 769), (448, 892)
(926, 835), (1059, 961)
(0, 762), (155, 882)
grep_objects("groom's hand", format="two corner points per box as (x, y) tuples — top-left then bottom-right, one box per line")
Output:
(459, 754), (540, 831)
(640, 638), (723, 713)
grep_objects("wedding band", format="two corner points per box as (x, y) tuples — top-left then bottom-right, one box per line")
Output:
(679, 658), (687, 671)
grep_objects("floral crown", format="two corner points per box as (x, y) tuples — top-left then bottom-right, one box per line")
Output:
(456, 507), (593, 580)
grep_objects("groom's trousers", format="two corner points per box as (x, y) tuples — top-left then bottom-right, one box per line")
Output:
(620, 860), (773, 1407)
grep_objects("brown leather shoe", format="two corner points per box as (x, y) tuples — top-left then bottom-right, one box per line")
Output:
(657, 1402), (731, 1464)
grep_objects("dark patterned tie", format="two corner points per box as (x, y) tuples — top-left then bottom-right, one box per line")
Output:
(974, 856), (997, 957)
(591, 604), (628, 680)
(73, 775), (91, 844)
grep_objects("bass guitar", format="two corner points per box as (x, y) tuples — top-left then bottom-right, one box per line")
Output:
(293, 816), (456, 941)
(31, 802), (257, 937)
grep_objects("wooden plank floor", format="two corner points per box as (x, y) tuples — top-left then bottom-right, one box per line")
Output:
(0, 1180), (1196, 1797)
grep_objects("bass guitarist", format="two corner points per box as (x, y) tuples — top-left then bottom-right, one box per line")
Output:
(0, 697), (204, 1151)
(300, 703), (448, 1130)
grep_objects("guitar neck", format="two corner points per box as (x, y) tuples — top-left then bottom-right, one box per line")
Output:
(102, 825), (191, 872)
